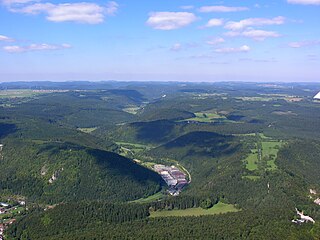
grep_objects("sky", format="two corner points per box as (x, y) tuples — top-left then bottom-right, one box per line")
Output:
(0, 0), (320, 82)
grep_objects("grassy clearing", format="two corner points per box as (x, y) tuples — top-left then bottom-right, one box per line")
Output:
(234, 133), (256, 137)
(259, 133), (271, 139)
(262, 141), (282, 157)
(262, 141), (283, 170)
(242, 175), (261, 181)
(245, 153), (258, 171)
(234, 133), (269, 139)
(116, 142), (153, 149)
(122, 107), (141, 115)
(0, 206), (25, 220)
(149, 202), (239, 218)
(117, 142), (154, 155)
(130, 192), (165, 204)
(77, 127), (97, 133)
(0, 90), (47, 98)
(243, 149), (258, 171)
(181, 111), (226, 123)
(236, 97), (273, 102)
(243, 138), (283, 172)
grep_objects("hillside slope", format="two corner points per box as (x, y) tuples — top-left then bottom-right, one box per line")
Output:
(0, 139), (162, 203)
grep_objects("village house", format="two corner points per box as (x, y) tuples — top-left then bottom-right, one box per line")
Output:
(0, 202), (9, 208)
(0, 223), (5, 240)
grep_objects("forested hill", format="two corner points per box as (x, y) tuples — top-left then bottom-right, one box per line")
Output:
(1, 82), (320, 239)
(0, 139), (162, 203)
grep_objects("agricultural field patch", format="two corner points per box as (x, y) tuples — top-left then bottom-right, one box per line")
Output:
(242, 175), (261, 181)
(0, 89), (59, 98)
(77, 127), (98, 133)
(244, 149), (259, 171)
(181, 111), (227, 123)
(122, 106), (141, 114)
(117, 142), (155, 156)
(262, 141), (284, 171)
(149, 202), (239, 218)
(130, 191), (165, 204)
(243, 134), (284, 175)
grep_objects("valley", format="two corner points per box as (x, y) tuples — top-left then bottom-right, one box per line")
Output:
(0, 81), (320, 239)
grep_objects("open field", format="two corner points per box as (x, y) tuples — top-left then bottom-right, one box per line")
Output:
(77, 127), (97, 133)
(244, 150), (259, 171)
(181, 111), (226, 123)
(0, 206), (25, 220)
(0, 90), (40, 98)
(262, 141), (283, 170)
(122, 106), (141, 114)
(149, 202), (239, 218)
(242, 175), (261, 181)
(236, 97), (274, 102)
(116, 142), (154, 154)
(0, 89), (61, 98)
(130, 191), (165, 204)
(243, 137), (283, 172)
(116, 142), (154, 149)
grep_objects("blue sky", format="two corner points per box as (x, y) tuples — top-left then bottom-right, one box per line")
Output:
(0, 0), (320, 82)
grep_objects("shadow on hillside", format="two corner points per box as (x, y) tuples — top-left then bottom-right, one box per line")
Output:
(0, 123), (17, 139)
(87, 149), (163, 183)
(133, 120), (175, 143)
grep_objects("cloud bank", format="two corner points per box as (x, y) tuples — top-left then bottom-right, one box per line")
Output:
(225, 17), (285, 31)
(225, 29), (281, 41)
(204, 18), (224, 28)
(3, 43), (71, 53)
(0, 35), (14, 41)
(147, 12), (197, 30)
(3, 1), (119, 24)
(198, 5), (249, 13)
(287, 0), (320, 5)
(288, 40), (320, 48)
(214, 45), (250, 53)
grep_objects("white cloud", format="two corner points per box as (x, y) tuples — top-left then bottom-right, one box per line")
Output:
(287, 0), (320, 5)
(0, 35), (14, 41)
(180, 5), (194, 10)
(6, 1), (118, 24)
(225, 29), (281, 41)
(242, 30), (280, 40)
(198, 5), (249, 13)
(214, 45), (250, 53)
(3, 43), (71, 53)
(206, 37), (225, 45)
(170, 42), (198, 51)
(106, 1), (118, 15)
(1, 0), (39, 6)
(225, 16), (285, 30)
(204, 18), (224, 28)
(288, 40), (320, 48)
(170, 43), (182, 51)
(146, 12), (197, 30)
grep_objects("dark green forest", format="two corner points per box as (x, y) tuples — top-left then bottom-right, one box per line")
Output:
(0, 81), (320, 239)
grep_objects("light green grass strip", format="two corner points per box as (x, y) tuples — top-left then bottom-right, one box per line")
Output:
(149, 202), (239, 218)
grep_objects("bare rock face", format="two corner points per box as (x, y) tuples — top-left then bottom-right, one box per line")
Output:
(0, 144), (3, 160)
(41, 165), (48, 176)
(48, 168), (64, 184)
